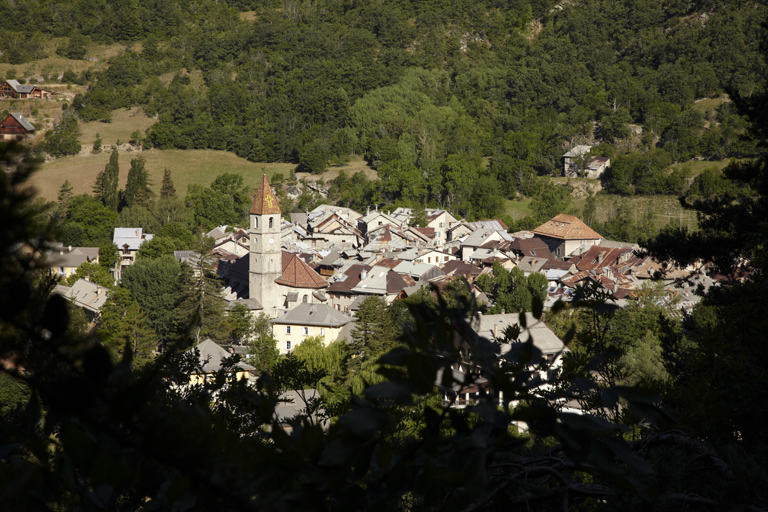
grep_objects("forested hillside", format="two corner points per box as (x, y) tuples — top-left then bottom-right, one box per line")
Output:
(2, 0), (765, 223)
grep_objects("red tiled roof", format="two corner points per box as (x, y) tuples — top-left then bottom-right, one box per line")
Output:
(275, 253), (328, 289)
(249, 174), (281, 215)
(533, 214), (602, 241)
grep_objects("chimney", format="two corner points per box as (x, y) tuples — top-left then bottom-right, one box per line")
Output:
(367, 206), (370, 215)
(360, 269), (368, 280)
(493, 324), (498, 338)
(68, 245), (72, 252)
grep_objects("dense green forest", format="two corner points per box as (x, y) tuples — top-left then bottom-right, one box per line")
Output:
(2, 0), (765, 223)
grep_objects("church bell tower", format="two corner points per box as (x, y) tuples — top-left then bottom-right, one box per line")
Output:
(249, 174), (282, 311)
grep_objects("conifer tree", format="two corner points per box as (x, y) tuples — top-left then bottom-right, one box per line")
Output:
(349, 296), (397, 370)
(123, 156), (152, 208)
(173, 253), (229, 347)
(160, 168), (176, 198)
(95, 150), (120, 211)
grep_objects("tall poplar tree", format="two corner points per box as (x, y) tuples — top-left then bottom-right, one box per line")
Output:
(95, 150), (120, 211)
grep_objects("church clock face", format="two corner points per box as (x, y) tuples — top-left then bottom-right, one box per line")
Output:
(269, 238), (274, 243)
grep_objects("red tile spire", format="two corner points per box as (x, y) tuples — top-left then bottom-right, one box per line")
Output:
(249, 174), (281, 215)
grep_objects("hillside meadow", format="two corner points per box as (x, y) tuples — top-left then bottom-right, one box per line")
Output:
(31, 149), (296, 201)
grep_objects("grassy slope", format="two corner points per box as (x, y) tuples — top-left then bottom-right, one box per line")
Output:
(31, 150), (377, 202)
(31, 150), (297, 201)
(79, 107), (156, 146)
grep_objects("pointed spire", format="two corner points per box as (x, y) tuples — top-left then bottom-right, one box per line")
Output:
(249, 174), (281, 215)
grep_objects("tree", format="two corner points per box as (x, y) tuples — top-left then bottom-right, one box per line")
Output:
(65, 194), (117, 245)
(98, 287), (158, 367)
(247, 312), (279, 372)
(40, 111), (81, 157)
(95, 150), (120, 211)
(349, 296), (397, 369)
(123, 156), (152, 208)
(136, 235), (185, 259)
(530, 182), (572, 223)
(121, 255), (182, 341)
(57, 180), (74, 208)
(228, 303), (253, 345)
(173, 255), (230, 346)
(160, 168), (176, 198)
(64, 261), (114, 288)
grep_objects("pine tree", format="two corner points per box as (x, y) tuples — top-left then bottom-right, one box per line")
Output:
(123, 156), (152, 208)
(160, 168), (176, 198)
(57, 180), (73, 205)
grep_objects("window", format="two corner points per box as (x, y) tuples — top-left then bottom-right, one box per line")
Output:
(303, 294), (308, 303)
(302, 327), (309, 336)
(286, 341), (291, 351)
(269, 217), (274, 228)
(285, 326), (292, 335)
(254, 217), (259, 229)
(320, 328), (325, 336)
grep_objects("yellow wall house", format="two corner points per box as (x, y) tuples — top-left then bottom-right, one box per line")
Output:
(187, 339), (255, 385)
(47, 245), (100, 279)
(272, 303), (355, 354)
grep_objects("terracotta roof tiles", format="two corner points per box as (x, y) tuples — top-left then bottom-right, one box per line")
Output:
(275, 252), (327, 289)
(533, 214), (602, 241)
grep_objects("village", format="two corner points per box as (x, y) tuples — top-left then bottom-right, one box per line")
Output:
(47, 171), (716, 416)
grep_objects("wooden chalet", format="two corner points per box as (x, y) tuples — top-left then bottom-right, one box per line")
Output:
(0, 80), (58, 99)
(0, 113), (36, 141)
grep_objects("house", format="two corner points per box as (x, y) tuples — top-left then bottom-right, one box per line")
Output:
(0, 112), (36, 141)
(54, 278), (111, 327)
(562, 145), (592, 176)
(327, 264), (372, 313)
(414, 249), (457, 266)
(357, 209), (403, 240)
(459, 228), (514, 261)
(186, 338), (255, 385)
(351, 265), (414, 303)
(113, 228), (154, 280)
(0, 80), (58, 99)
(271, 303), (355, 354)
(46, 244), (100, 279)
(532, 214), (602, 260)
(305, 211), (363, 250)
(426, 209), (460, 247)
(583, 157), (610, 178)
